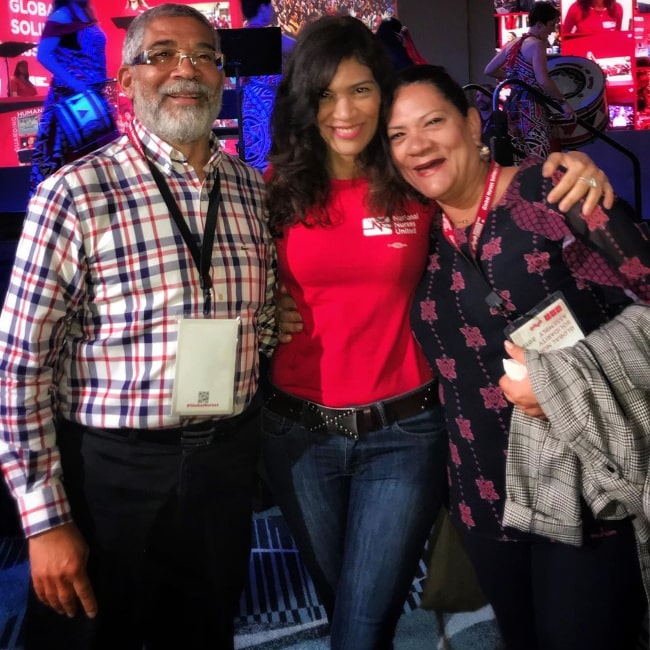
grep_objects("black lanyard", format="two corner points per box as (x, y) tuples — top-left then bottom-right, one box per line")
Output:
(146, 160), (222, 316)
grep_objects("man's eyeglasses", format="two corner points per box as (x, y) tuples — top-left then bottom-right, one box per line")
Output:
(130, 49), (225, 70)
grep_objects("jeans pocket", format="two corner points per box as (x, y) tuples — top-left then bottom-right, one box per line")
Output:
(392, 404), (447, 439)
(261, 407), (301, 438)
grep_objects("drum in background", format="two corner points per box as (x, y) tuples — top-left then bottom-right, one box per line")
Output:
(548, 56), (608, 149)
(55, 88), (118, 155)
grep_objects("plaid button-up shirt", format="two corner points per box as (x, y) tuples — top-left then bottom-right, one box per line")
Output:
(0, 119), (277, 536)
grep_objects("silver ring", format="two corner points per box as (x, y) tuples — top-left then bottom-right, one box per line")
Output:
(579, 175), (599, 189)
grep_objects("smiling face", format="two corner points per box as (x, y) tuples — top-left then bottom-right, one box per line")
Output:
(316, 57), (381, 179)
(118, 15), (224, 149)
(387, 82), (483, 205)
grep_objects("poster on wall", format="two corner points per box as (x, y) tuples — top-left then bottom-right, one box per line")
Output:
(0, 99), (42, 167)
(0, 0), (49, 97)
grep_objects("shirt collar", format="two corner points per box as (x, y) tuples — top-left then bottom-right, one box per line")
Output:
(131, 117), (223, 176)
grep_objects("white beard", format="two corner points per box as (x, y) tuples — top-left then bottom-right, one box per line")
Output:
(133, 80), (223, 145)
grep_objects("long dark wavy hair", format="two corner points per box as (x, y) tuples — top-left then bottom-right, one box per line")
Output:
(266, 15), (405, 232)
(577, 0), (618, 19)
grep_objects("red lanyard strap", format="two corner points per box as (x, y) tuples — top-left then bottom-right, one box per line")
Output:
(441, 161), (501, 258)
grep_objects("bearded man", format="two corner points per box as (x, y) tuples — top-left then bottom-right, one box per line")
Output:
(0, 4), (276, 649)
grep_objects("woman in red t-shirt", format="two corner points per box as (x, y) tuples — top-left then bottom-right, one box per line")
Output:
(562, 0), (624, 35)
(263, 18), (448, 647)
(9, 60), (38, 97)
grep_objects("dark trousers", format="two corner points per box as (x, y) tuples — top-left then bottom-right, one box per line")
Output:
(462, 522), (646, 650)
(25, 408), (261, 650)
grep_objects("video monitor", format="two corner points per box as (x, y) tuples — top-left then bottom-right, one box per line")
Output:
(608, 103), (635, 128)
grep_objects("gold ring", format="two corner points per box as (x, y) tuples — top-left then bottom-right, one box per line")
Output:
(579, 175), (598, 189)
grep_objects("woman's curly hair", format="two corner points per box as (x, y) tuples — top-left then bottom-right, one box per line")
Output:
(266, 15), (409, 234)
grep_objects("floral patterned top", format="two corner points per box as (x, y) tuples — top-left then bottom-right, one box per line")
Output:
(503, 34), (552, 162)
(411, 158), (650, 540)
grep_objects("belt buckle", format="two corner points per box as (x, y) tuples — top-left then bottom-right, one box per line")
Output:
(302, 404), (351, 439)
(180, 428), (215, 447)
(335, 410), (360, 440)
(304, 404), (362, 440)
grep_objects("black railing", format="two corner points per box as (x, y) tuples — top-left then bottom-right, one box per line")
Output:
(464, 79), (643, 219)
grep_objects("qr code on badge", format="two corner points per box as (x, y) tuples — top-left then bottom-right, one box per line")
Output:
(198, 391), (210, 404)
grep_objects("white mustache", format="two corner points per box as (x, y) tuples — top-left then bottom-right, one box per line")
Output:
(161, 82), (212, 98)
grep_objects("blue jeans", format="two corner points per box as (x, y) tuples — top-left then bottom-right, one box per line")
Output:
(261, 400), (448, 650)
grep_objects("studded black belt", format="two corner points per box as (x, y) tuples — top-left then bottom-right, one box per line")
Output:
(264, 381), (438, 440)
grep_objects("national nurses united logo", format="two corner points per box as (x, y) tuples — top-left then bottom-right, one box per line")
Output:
(362, 217), (393, 236)
(362, 214), (420, 237)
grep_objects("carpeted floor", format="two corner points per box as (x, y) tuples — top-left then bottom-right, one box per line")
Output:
(0, 507), (502, 650)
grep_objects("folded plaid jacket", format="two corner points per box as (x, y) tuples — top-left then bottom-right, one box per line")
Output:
(504, 304), (650, 620)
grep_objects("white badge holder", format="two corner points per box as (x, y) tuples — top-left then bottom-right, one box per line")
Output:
(171, 318), (240, 416)
(504, 291), (584, 353)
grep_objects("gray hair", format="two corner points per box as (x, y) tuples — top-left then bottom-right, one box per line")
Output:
(122, 3), (220, 65)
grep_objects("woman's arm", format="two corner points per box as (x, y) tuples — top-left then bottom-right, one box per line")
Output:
(544, 151), (614, 213)
(37, 36), (87, 94)
(562, 2), (579, 34)
(614, 2), (624, 29)
(484, 46), (509, 80)
(276, 285), (303, 343)
(530, 40), (575, 119)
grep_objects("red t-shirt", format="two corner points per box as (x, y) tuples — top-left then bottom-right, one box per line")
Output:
(562, 2), (623, 34)
(271, 177), (435, 406)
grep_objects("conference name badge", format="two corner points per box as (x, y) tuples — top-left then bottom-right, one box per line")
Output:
(171, 318), (240, 416)
(504, 291), (584, 352)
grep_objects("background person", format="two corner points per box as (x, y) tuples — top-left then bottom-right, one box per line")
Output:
(562, 0), (624, 34)
(9, 60), (38, 97)
(29, 0), (116, 196)
(240, 0), (296, 171)
(485, 1), (574, 163)
(375, 17), (426, 72)
(124, 0), (150, 13)
(385, 63), (649, 649)
(242, 0), (296, 66)
(0, 4), (276, 649)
